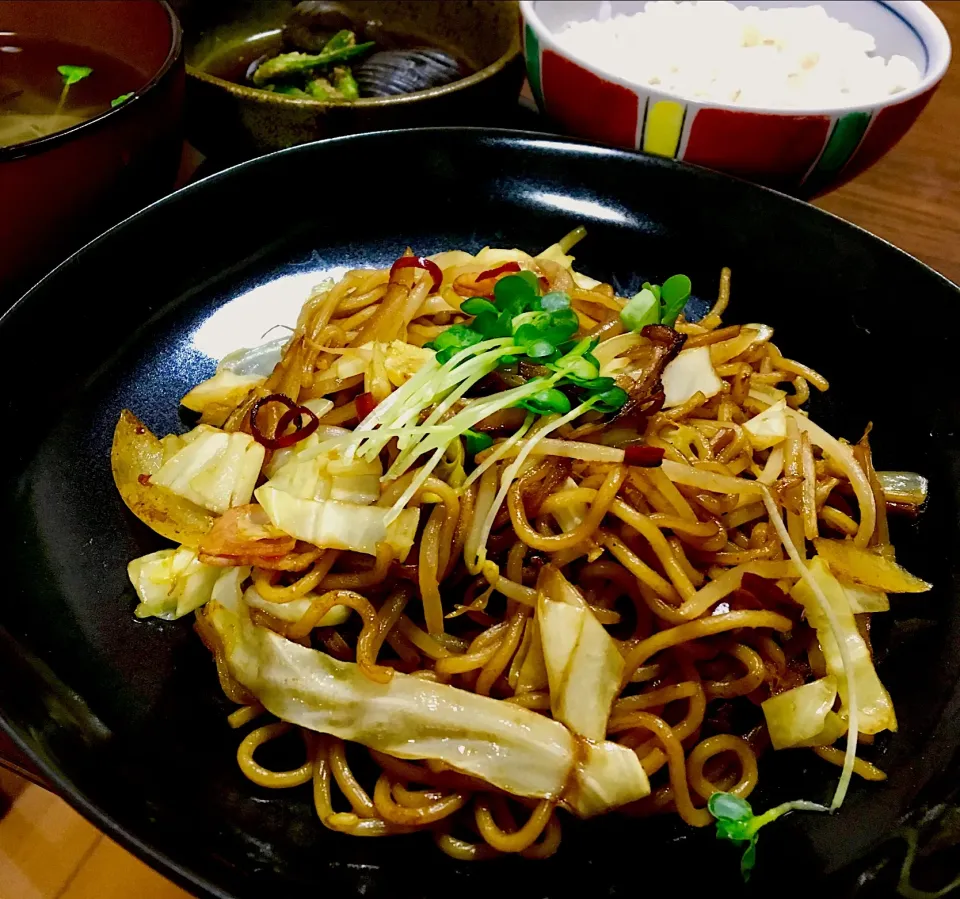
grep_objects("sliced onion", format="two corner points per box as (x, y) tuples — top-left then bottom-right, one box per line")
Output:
(219, 336), (289, 377)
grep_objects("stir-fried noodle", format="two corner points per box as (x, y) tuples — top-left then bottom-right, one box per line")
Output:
(114, 232), (931, 867)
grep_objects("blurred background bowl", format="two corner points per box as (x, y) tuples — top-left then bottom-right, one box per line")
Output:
(520, 0), (950, 195)
(175, 0), (525, 161)
(0, 0), (184, 299)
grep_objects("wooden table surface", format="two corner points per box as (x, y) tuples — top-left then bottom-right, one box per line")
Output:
(815, 0), (960, 284)
(2, 0), (958, 808)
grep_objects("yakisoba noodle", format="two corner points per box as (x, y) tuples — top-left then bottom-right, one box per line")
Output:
(115, 230), (932, 870)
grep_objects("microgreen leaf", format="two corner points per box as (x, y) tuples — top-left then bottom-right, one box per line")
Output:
(566, 375), (615, 391)
(58, 64), (93, 86)
(513, 322), (543, 346)
(517, 388), (571, 416)
(555, 355), (598, 381)
(460, 297), (497, 317)
(473, 311), (510, 340)
(527, 339), (557, 360)
(494, 273), (539, 315)
(563, 337), (598, 360)
(110, 91), (134, 107)
(660, 273), (692, 327)
(591, 386), (628, 413)
(425, 324), (485, 364)
(707, 792), (826, 882)
(463, 429), (493, 458)
(537, 308), (579, 345)
(515, 269), (541, 293)
(426, 324), (483, 352)
(708, 793), (759, 879)
(709, 793), (753, 822)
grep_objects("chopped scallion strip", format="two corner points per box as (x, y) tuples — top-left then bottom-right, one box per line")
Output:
(621, 288), (660, 331)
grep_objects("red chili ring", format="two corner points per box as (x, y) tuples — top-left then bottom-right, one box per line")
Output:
(273, 410), (318, 448)
(476, 261), (521, 281)
(275, 406), (304, 436)
(355, 391), (377, 420)
(390, 255), (443, 293)
(250, 393), (319, 450)
(624, 445), (666, 467)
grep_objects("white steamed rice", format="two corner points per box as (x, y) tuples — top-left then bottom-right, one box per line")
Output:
(555, 1), (922, 109)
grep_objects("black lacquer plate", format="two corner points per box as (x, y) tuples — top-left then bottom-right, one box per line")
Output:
(2, 129), (960, 899)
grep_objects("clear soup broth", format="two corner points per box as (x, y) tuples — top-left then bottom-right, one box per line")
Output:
(0, 35), (143, 149)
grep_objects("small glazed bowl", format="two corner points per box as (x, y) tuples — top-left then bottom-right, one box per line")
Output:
(520, 0), (950, 195)
(175, 0), (525, 161)
(0, 1), (184, 298)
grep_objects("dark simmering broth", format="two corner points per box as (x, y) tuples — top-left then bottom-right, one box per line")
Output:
(0, 35), (143, 149)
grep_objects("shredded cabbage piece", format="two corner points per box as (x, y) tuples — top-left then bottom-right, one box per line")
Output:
(743, 399), (787, 449)
(111, 411), (218, 547)
(661, 346), (724, 408)
(514, 618), (549, 693)
(762, 490), (859, 809)
(537, 566), (623, 742)
(204, 597), (650, 815)
(128, 548), (245, 620)
(791, 557), (897, 736)
(875, 470), (929, 506)
(152, 425), (264, 514)
(812, 538), (931, 594)
(218, 335), (290, 378)
(255, 484), (420, 560)
(840, 580), (890, 613)
(265, 439), (382, 506)
(762, 676), (846, 750)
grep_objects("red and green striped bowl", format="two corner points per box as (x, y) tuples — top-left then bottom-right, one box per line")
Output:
(520, 1), (950, 196)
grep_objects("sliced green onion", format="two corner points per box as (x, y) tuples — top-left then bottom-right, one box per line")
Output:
(642, 281), (661, 301)
(620, 288), (660, 332)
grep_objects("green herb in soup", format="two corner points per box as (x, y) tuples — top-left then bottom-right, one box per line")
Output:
(0, 37), (141, 149)
(197, 1), (469, 102)
(56, 64), (93, 111)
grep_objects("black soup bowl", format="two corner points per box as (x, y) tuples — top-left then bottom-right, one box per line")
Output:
(1, 129), (959, 899)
